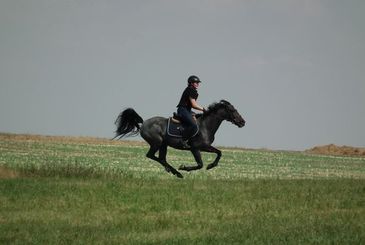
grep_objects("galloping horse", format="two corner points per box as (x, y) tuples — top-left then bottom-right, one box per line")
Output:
(114, 100), (245, 178)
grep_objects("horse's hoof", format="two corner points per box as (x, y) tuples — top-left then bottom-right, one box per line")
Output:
(178, 165), (186, 171)
(206, 164), (216, 170)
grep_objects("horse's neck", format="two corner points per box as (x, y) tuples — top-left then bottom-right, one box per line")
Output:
(199, 113), (224, 136)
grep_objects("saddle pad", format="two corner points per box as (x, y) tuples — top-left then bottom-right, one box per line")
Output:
(167, 118), (199, 138)
(167, 118), (184, 137)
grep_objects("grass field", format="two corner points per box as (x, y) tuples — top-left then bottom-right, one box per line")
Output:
(1, 133), (365, 244)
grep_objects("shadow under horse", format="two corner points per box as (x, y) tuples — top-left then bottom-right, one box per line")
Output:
(114, 100), (245, 178)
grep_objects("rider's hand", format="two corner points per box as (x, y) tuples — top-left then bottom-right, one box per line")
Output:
(203, 107), (207, 113)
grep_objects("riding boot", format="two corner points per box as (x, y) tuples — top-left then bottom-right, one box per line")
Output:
(180, 128), (191, 148)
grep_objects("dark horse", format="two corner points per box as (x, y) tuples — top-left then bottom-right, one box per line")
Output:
(114, 100), (245, 178)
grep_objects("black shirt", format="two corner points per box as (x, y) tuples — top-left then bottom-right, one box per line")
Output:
(177, 86), (199, 110)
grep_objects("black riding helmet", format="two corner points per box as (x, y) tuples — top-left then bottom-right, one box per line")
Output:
(188, 75), (202, 84)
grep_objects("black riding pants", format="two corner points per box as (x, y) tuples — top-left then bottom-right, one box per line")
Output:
(177, 106), (198, 140)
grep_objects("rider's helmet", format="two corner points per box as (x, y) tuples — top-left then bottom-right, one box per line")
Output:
(188, 75), (202, 84)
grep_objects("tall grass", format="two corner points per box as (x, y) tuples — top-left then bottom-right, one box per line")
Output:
(1, 177), (364, 244)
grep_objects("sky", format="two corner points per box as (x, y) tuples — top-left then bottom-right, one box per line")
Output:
(1, 0), (364, 150)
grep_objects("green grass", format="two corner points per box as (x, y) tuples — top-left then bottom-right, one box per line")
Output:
(1, 134), (365, 244)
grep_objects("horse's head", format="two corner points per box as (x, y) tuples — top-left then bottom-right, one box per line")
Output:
(208, 100), (245, 127)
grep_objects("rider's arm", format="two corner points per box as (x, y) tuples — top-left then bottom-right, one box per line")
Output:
(189, 98), (205, 112)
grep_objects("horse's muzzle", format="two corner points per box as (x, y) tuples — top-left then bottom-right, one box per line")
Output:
(234, 120), (246, 128)
(237, 120), (245, 128)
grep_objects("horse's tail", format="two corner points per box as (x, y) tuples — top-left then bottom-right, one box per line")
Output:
(113, 108), (144, 139)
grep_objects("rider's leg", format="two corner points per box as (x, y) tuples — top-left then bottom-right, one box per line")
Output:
(177, 107), (197, 148)
(177, 107), (197, 140)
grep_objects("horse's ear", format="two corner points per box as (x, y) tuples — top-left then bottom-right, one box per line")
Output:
(220, 100), (231, 105)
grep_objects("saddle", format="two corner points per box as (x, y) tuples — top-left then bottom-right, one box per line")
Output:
(171, 113), (183, 124)
(167, 113), (198, 138)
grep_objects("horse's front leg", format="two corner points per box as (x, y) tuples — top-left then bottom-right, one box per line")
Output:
(203, 146), (222, 170)
(179, 148), (203, 172)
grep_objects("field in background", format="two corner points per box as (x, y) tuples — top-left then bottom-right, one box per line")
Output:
(1, 133), (365, 244)
(1, 133), (365, 180)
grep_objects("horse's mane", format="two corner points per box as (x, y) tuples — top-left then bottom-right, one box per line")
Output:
(196, 100), (232, 119)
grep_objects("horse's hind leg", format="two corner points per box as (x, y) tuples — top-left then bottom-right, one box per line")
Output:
(158, 144), (183, 178)
(158, 143), (168, 163)
(146, 144), (183, 178)
(146, 145), (160, 162)
(179, 148), (203, 172)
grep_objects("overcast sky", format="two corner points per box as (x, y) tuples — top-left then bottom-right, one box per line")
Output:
(1, 0), (364, 150)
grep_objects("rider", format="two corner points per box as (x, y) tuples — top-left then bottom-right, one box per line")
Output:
(177, 75), (206, 148)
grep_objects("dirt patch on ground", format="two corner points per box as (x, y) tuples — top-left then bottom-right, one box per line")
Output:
(306, 144), (365, 157)
(0, 166), (20, 179)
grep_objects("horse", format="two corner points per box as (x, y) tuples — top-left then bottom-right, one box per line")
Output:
(114, 100), (245, 178)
